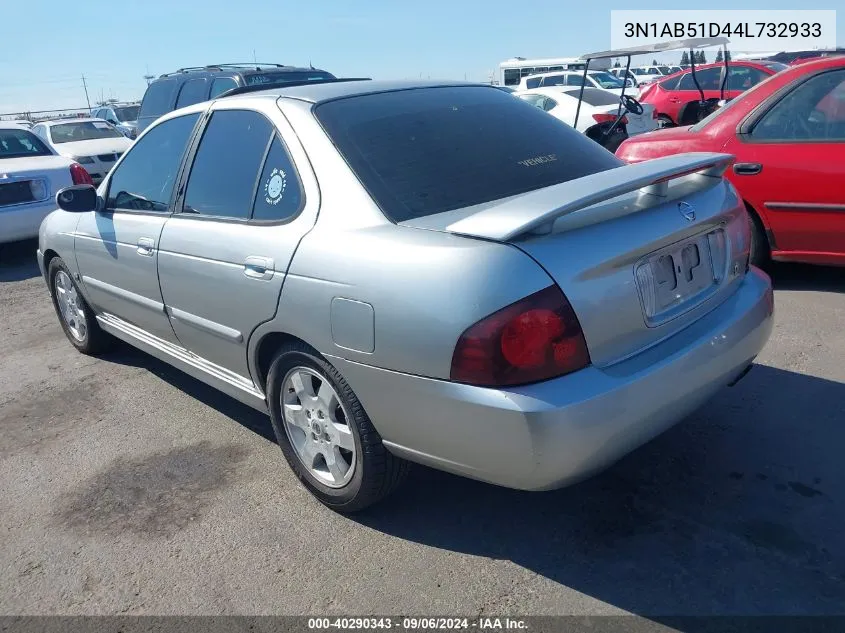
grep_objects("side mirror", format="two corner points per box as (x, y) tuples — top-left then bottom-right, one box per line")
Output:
(56, 185), (98, 213)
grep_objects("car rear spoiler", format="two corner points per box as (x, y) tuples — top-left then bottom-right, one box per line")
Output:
(435, 153), (734, 241)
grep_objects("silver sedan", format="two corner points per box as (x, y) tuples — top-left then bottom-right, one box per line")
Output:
(38, 79), (774, 511)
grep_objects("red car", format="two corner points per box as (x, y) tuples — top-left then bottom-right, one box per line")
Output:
(639, 61), (785, 127)
(617, 57), (845, 268)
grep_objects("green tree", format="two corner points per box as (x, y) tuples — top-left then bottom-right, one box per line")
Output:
(698, 51), (708, 64)
(652, 58), (658, 66)
(680, 51), (690, 65)
(724, 49), (732, 62)
(715, 49), (724, 63)
(614, 60), (621, 68)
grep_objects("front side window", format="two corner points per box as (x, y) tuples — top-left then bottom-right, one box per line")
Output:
(106, 113), (199, 212)
(726, 66), (770, 91)
(176, 78), (209, 109)
(315, 86), (621, 223)
(182, 110), (273, 219)
(49, 121), (123, 143)
(540, 75), (565, 87)
(752, 70), (845, 141)
(524, 77), (542, 89)
(0, 128), (52, 158)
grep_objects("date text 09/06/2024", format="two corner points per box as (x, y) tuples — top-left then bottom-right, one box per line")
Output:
(307, 617), (528, 630)
(624, 22), (822, 39)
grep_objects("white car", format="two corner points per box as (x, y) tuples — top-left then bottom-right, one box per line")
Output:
(515, 86), (658, 145)
(611, 67), (665, 88)
(0, 123), (89, 244)
(519, 70), (638, 95)
(31, 118), (132, 184)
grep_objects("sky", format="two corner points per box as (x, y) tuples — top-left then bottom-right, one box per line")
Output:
(3, 0), (843, 114)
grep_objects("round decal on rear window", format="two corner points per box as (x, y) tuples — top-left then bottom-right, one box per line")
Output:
(264, 168), (287, 205)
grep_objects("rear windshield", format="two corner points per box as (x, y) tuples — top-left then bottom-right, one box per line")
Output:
(315, 86), (622, 222)
(561, 87), (621, 106)
(243, 70), (336, 86)
(759, 61), (788, 72)
(140, 79), (178, 118)
(50, 121), (123, 143)
(0, 128), (52, 158)
(114, 106), (140, 121)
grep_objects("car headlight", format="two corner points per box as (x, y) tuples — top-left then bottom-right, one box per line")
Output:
(73, 155), (95, 164)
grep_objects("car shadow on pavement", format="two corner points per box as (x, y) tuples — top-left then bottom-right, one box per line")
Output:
(98, 343), (277, 443)
(0, 239), (41, 282)
(769, 262), (844, 293)
(355, 364), (845, 620)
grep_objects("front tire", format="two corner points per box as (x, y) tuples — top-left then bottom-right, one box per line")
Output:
(266, 342), (409, 512)
(47, 257), (112, 355)
(657, 114), (675, 129)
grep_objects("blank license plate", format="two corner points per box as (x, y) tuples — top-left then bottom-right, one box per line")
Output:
(636, 234), (716, 324)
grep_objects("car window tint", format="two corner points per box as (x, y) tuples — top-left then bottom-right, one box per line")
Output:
(49, 121), (123, 143)
(315, 86), (621, 223)
(542, 75), (565, 87)
(139, 79), (178, 118)
(542, 97), (557, 111)
(182, 110), (273, 219)
(0, 128), (52, 158)
(661, 75), (682, 90)
(106, 113), (199, 212)
(752, 70), (845, 141)
(726, 66), (769, 91)
(678, 68), (722, 90)
(577, 88), (621, 106)
(176, 78), (209, 109)
(516, 94), (545, 108)
(251, 135), (304, 221)
(210, 77), (239, 98)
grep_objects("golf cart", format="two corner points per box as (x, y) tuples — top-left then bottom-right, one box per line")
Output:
(573, 37), (732, 141)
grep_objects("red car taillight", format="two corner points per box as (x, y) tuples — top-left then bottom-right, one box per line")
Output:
(70, 162), (94, 185)
(593, 113), (628, 125)
(450, 286), (590, 387)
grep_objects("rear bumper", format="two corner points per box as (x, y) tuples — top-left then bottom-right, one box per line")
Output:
(328, 268), (774, 491)
(0, 200), (54, 244)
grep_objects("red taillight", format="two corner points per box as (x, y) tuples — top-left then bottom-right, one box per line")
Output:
(593, 113), (628, 125)
(450, 286), (590, 387)
(70, 162), (94, 185)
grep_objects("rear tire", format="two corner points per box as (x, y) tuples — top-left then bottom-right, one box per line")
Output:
(747, 207), (771, 270)
(47, 257), (112, 355)
(266, 342), (410, 512)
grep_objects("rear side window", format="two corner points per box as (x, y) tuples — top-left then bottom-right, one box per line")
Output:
(524, 77), (542, 89)
(726, 66), (770, 91)
(139, 79), (178, 118)
(251, 136), (304, 222)
(106, 113), (199, 212)
(210, 77), (238, 98)
(678, 68), (722, 91)
(0, 128), (51, 158)
(176, 78), (209, 109)
(316, 86), (621, 222)
(182, 110), (274, 219)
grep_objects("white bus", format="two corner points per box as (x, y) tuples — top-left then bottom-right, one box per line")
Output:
(498, 56), (612, 86)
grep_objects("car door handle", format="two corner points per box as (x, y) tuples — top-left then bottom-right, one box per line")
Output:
(243, 256), (274, 280)
(734, 162), (762, 176)
(137, 237), (155, 256)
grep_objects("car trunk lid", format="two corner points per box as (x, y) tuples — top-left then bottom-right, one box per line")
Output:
(401, 153), (751, 366)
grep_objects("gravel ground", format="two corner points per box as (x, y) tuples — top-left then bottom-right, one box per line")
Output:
(1, 238), (843, 617)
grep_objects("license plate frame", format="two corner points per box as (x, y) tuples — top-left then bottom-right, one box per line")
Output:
(635, 231), (719, 327)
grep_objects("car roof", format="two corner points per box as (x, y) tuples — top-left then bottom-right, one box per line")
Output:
(37, 117), (108, 126)
(0, 121), (36, 130)
(156, 64), (325, 80)
(223, 79), (480, 104)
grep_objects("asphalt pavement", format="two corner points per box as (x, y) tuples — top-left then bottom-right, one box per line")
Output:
(1, 238), (843, 617)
